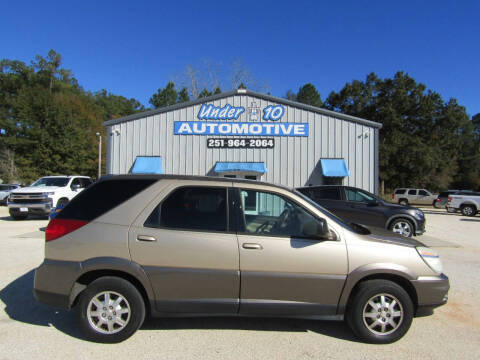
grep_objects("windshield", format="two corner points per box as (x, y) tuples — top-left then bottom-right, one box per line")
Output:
(31, 177), (69, 187)
(293, 189), (356, 231)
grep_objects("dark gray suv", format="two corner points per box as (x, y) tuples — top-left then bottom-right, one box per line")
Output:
(296, 186), (426, 237)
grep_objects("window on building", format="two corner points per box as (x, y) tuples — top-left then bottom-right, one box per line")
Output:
(239, 190), (322, 238)
(224, 175), (236, 178)
(145, 187), (227, 232)
(244, 175), (257, 180)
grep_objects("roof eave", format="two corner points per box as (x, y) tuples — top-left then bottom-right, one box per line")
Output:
(104, 89), (382, 129)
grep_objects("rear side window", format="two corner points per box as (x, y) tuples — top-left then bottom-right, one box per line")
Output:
(56, 179), (157, 221)
(145, 187), (227, 232)
(395, 189), (406, 195)
(418, 190), (428, 196)
(310, 187), (341, 200)
(408, 189), (417, 195)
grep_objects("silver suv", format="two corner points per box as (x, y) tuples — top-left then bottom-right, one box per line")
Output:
(392, 188), (437, 206)
(34, 175), (449, 344)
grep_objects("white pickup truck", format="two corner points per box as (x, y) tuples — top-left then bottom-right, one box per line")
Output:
(7, 175), (93, 220)
(447, 192), (480, 216)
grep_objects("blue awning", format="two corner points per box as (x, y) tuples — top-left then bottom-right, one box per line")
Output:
(320, 159), (350, 177)
(130, 156), (163, 174)
(214, 162), (267, 174)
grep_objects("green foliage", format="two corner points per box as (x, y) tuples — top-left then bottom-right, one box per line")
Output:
(198, 88), (212, 98)
(177, 87), (190, 103)
(296, 83), (322, 107)
(325, 72), (480, 191)
(149, 81), (177, 108)
(213, 86), (222, 95)
(0, 50), (143, 183)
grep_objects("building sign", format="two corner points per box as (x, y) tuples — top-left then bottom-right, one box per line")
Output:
(207, 138), (274, 149)
(174, 102), (308, 137)
(174, 121), (308, 136)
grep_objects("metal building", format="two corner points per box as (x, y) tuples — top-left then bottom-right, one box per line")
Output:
(104, 89), (382, 193)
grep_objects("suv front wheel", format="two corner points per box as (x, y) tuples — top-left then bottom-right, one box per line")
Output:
(346, 279), (414, 344)
(77, 276), (146, 343)
(389, 218), (414, 237)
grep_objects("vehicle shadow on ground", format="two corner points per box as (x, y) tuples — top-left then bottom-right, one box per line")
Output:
(143, 317), (359, 342)
(460, 218), (480, 222)
(0, 269), (83, 339)
(0, 270), (359, 343)
(421, 210), (461, 216)
(0, 216), (48, 222)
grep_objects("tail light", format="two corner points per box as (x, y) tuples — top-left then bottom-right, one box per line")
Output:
(46, 218), (88, 242)
(447, 196), (452, 203)
(436, 198), (441, 202)
(391, 194), (394, 200)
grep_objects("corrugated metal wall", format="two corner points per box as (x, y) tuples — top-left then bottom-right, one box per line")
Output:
(107, 94), (376, 192)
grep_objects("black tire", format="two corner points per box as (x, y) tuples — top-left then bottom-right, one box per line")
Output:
(388, 218), (414, 237)
(398, 199), (408, 206)
(77, 276), (146, 343)
(56, 198), (69, 207)
(433, 201), (441, 208)
(9, 210), (28, 220)
(461, 204), (476, 217)
(346, 279), (414, 344)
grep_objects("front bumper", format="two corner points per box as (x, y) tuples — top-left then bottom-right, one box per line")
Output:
(414, 216), (426, 235)
(411, 273), (449, 313)
(8, 200), (53, 215)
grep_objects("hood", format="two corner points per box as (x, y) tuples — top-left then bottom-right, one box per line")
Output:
(360, 225), (426, 247)
(12, 186), (60, 194)
(380, 201), (418, 210)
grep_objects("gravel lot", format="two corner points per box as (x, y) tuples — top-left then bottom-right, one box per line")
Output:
(0, 206), (479, 359)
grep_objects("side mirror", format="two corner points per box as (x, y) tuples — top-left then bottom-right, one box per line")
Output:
(368, 199), (380, 206)
(71, 184), (80, 191)
(302, 219), (336, 240)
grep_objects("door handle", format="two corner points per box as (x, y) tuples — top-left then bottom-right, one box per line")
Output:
(137, 235), (157, 242)
(242, 243), (263, 250)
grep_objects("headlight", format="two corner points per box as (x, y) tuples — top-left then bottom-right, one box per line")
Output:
(414, 209), (424, 218)
(417, 246), (443, 273)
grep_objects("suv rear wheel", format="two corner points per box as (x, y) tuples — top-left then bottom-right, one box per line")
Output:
(77, 276), (146, 343)
(461, 204), (477, 217)
(346, 279), (414, 344)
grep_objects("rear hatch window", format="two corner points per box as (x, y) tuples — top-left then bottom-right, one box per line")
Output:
(55, 178), (157, 221)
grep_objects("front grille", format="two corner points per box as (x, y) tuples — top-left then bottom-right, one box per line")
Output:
(10, 198), (48, 204)
(10, 193), (47, 200)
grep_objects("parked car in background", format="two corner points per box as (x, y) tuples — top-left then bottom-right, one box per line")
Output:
(0, 184), (21, 205)
(34, 175), (448, 344)
(447, 191), (480, 216)
(434, 190), (460, 209)
(297, 185), (425, 237)
(434, 190), (476, 210)
(7, 175), (93, 220)
(392, 188), (437, 206)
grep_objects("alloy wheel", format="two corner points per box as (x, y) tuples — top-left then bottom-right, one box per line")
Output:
(86, 291), (131, 334)
(392, 221), (412, 237)
(362, 293), (404, 336)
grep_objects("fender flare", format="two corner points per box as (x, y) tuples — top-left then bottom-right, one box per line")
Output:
(337, 263), (417, 314)
(71, 257), (156, 307)
(386, 214), (419, 230)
